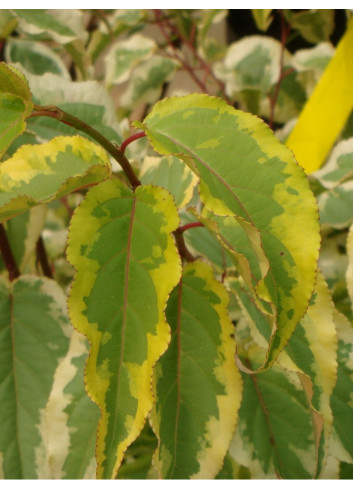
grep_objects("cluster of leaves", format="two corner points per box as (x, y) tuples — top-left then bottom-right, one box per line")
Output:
(0, 8), (353, 480)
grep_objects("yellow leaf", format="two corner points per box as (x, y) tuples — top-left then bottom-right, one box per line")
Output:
(286, 17), (353, 174)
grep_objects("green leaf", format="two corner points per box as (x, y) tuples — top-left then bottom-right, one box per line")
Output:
(0, 10), (17, 38)
(150, 261), (242, 479)
(214, 36), (291, 96)
(0, 61), (32, 102)
(315, 138), (353, 189)
(13, 9), (88, 45)
(292, 9), (335, 44)
(230, 344), (317, 479)
(330, 310), (353, 464)
(4, 205), (47, 272)
(140, 155), (198, 209)
(138, 93), (320, 371)
(67, 179), (181, 478)
(318, 184), (353, 229)
(104, 34), (156, 86)
(280, 270), (338, 477)
(181, 211), (234, 272)
(45, 330), (100, 479)
(197, 10), (227, 62)
(0, 275), (71, 478)
(120, 56), (179, 112)
(0, 94), (30, 159)
(5, 39), (70, 78)
(22, 70), (122, 145)
(294, 42), (334, 75)
(251, 9), (273, 32)
(0, 135), (111, 223)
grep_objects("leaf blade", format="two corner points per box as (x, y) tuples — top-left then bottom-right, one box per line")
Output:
(139, 93), (320, 371)
(67, 179), (181, 478)
(0, 135), (111, 222)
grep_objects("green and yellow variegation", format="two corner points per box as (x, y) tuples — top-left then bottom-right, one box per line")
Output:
(0, 135), (111, 222)
(67, 179), (181, 478)
(137, 93), (320, 371)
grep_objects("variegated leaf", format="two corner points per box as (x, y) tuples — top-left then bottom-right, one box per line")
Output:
(104, 34), (157, 86)
(0, 135), (111, 222)
(45, 330), (100, 479)
(329, 310), (353, 465)
(314, 138), (353, 189)
(5, 38), (70, 79)
(280, 270), (338, 477)
(0, 275), (71, 478)
(140, 155), (198, 209)
(214, 36), (291, 96)
(120, 56), (179, 111)
(137, 93), (320, 371)
(21, 70), (123, 145)
(150, 261), (242, 479)
(229, 343), (317, 479)
(318, 182), (353, 229)
(12, 9), (88, 45)
(67, 179), (181, 478)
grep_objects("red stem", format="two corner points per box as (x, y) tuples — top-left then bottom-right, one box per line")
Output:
(178, 222), (204, 233)
(269, 10), (291, 129)
(155, 10), (231, 103)
(0, 223), (20, 281)
(120, 131), (146, 154)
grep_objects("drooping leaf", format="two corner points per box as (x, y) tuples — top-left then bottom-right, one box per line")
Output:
(5, 38), (70, 78)
(67, 179), (181, 478)
(104, 34), (156, 86)
(229, 344), (317, 479)
(150, 261), (242, 479)
(140, 155), (198, 209)
(286, 17), (353, 173)
(137, 93), (320, 371)
(0, 135), (111, 223)
(45, 330), (100, 479)
(0, 275), (71, 478)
